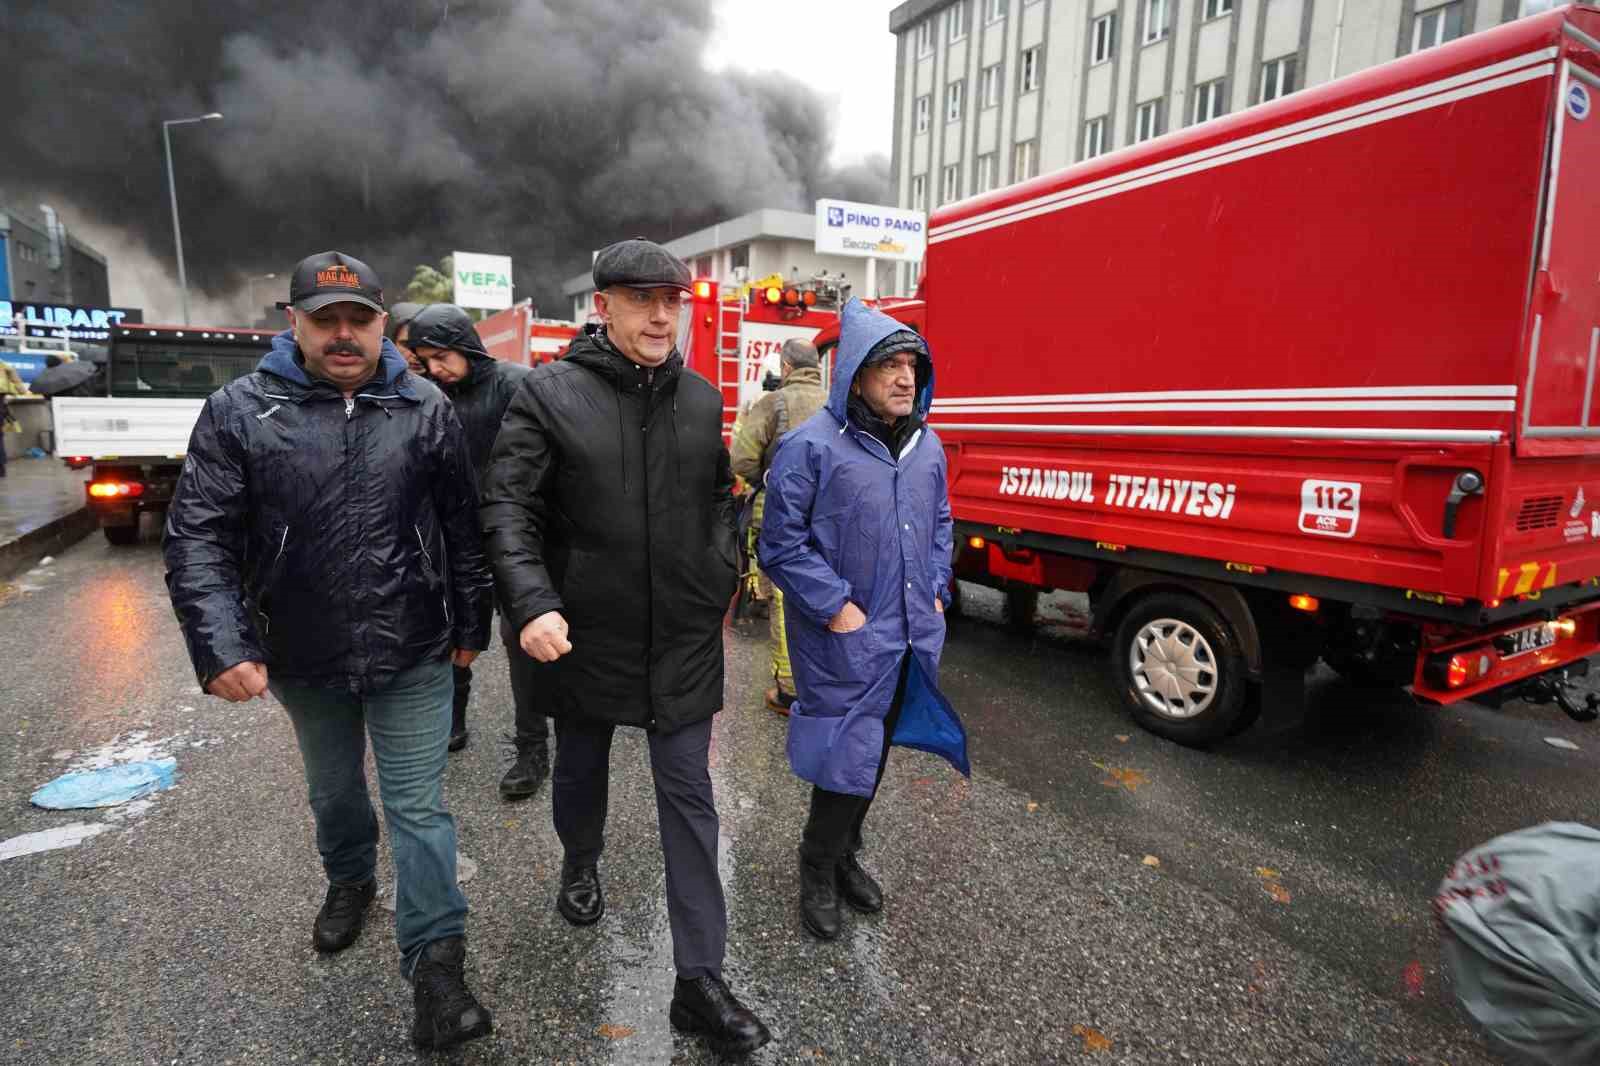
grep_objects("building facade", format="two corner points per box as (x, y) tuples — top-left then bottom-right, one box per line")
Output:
(562, 209), (868, 322)
(0, 203), (110, 306)
(887, 0), (1553, 293)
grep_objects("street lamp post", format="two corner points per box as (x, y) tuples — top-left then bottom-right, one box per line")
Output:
(162, 112), (223, 325)
(246, 273), (277, 327)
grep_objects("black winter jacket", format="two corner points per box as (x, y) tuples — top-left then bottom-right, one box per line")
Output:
(479, 325), (739, 733)
(408, 304), (531, 483)
(163, 332), (494, 692)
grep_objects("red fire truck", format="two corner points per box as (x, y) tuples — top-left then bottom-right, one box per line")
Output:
(813, 6), (1600, 745)
(474, 302), (580, 365)
(682, 274), (847, 443)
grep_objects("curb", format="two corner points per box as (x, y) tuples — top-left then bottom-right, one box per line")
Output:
(0, 506), (97, 583)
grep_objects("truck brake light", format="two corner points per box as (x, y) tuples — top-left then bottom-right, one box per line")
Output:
(1288, 594), (1319, 612)
(89, 481), (144, 498)
(693, 280), (713, 299)
(1424, 649), (1491, 689)
(764, 286), (782, 305)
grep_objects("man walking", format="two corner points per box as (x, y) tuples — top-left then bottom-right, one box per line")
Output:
(163, 252), (495, 1050)
(386, 301), (425, 375)
(408, 302), (550, 796)
(729, 338), (827, 714)
(479, 238), (771, 1056)
(759, 299), (970, 941)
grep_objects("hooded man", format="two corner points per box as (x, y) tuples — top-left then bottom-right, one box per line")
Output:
(163, 252), (495, 1049)
(729, 338), (828, 714)
(479, 238), (771, 1057)
(759, 299), (970, 942)
(408, 303), (549, 798)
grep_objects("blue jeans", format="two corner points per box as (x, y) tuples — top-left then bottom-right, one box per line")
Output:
(272, 659), (467, 975)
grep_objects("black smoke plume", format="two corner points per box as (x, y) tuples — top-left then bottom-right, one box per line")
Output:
(0, 0), (889, 319)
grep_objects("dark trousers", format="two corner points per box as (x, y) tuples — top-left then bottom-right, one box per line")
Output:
(447, 617), (551, 746)
(801, 652), (911, 866)
(552, 715), (726, 979)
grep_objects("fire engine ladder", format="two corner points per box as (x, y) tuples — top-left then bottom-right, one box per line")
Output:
(716, 295), (746, 429)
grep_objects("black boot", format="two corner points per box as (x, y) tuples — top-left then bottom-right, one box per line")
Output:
(556, 859), (604, 926)
(798, 850), (841, 941)
(837, 851), (883, 914)
(449, 705), (469, 752)
(669, 975), (772, 1056)
(448, 665), (470, 752)
(498, 735), (549, 801)
(312, 877), (376, 953)
(411, 937), (493, 1049)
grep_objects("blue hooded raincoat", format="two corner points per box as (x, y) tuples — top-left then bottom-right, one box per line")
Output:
(759, 300), (970, 797)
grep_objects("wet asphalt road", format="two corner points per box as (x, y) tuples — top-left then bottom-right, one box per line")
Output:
(2, 533), (1596, 1064)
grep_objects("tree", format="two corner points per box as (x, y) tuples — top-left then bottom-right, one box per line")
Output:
(402, 255), (454, 304)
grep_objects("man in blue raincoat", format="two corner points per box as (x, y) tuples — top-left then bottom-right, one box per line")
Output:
(759, 298), (969, 941)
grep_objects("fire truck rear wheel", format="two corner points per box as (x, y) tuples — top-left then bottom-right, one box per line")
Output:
(1112, 591), (1249, 746)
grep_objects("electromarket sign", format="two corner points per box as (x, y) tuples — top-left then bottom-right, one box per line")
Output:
(814, 199), (926, 263)
(0, 301), (142, 342)
(452, 251), (514, 310)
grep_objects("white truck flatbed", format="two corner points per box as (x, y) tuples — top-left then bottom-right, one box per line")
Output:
(51, 397), (203, 460)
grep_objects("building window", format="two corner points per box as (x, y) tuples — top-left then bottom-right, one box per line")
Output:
(694, 256), (712, 277)
(976, 152), (999, 192)
(1020, 47), (1041, 94)
(1091, 14), (1115, 64)
(1135, 99), (1162, 142)
(949, 1), (967, 42)
(1193, 79), (1226, 123)
(1013, 139), (1038, 180)
(946, 79), (965, 122)
(1143, 0), (1169, 43)
(980, 64), (1002, 108)
(941, 164), (962, 204)
(1412, 2), (1464, 51)
(730, 245), (749, 272)
(1261, 55), (1297, 101)
(916, 18), (934, 56)
(916, 94), (931, 133)
(987, 0), (1008, 23)
(1203, 0), (1233, 18)
(1082, 116), (1107, 159)
(911, 173), (927, 210)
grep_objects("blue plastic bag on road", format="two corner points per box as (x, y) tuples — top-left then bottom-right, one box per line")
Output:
(1435, 822), (1600, 1066)
(30, 758), (179, 809)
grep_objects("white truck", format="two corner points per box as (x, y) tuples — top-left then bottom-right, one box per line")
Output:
(54, 323), (272, 545)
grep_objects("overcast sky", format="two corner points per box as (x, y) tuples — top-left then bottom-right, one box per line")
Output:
(703, 0), (900, 166)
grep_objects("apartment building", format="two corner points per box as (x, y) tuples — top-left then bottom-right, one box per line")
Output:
(887, 0), (1553, 292)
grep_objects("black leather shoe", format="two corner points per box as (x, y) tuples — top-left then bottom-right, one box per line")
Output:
(312, 877), (376, 954)
(669, 975), (772, 1056)
(837, 851), (883, 914)
(798, 851), (841, 940)
(411, 937), (493, 1049)
(499, 736), (549, 801)
(448, 707), (469, 752)
(557, 860), (604, 926)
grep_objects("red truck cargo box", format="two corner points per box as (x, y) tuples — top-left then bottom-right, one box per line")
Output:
(913, 6), (1600, 610)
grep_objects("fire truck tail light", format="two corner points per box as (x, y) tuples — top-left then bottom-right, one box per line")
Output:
(967, 536), (986, 550)
(1551, 617), (1577, 639)
(802, 290), (818, 306)
(782, 287), (801, 306)
(1287, 594), (1319, 612)
(1424, 649), (1491, 690)
(89, 481), (144, 498)
(764, 286), (782, 305)
(693, 280), (712, 299)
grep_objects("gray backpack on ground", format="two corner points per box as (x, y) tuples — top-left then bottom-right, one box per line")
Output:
(1435, 821), (1600, 1065)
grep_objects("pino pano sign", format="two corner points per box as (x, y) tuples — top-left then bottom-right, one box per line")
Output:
(452, 251), (513, 310)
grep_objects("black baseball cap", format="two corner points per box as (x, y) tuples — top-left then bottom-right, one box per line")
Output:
(280, 251), (385, 313)
(592, 238), (692, 292)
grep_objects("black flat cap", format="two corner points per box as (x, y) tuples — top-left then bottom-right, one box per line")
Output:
(592, 238), (691, 292)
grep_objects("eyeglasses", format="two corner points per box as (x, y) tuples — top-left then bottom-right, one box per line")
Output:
(610, 287), (685, 312)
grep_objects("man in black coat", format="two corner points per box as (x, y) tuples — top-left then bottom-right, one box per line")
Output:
(163, 252), (495, 1051)
(479, 239), (770, 1057)
(408, 303), (550, 798)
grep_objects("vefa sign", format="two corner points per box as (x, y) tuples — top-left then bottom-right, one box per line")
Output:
(452, 251), (514, 310)
(0, 301), (142, 343)
(815, 199), (927, 263)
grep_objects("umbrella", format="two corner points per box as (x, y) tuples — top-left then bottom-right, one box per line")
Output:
(28, 360), (99, 396)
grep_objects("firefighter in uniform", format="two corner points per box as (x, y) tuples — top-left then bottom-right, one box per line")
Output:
(729, 338), (827, 714)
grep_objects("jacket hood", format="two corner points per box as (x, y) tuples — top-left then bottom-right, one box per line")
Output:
(259, 330), (412, 394)
(827, 299), (934, 425)
(408, 303), (493, 389)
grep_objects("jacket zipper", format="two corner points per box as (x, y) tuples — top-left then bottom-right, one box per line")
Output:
(344, 397), (355, 420)
(261, 525), (290, 636)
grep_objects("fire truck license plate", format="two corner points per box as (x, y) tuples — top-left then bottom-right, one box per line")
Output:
(1299, 479), (1361, 538)
(1495, 623), (1557, 659)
